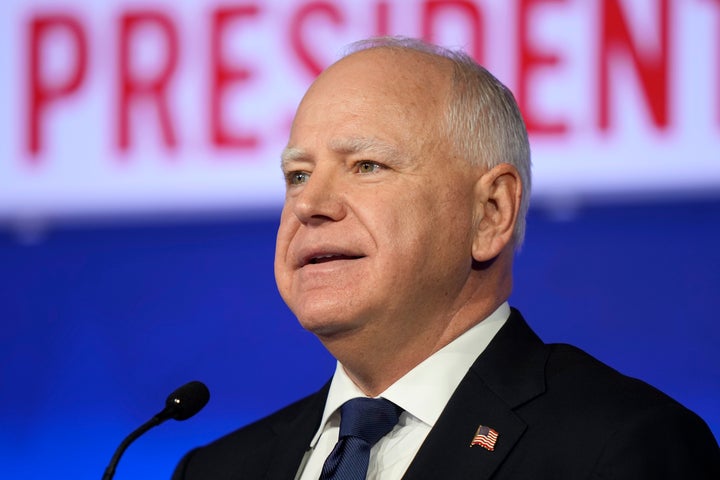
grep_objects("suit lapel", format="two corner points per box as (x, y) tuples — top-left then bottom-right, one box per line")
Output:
(402, 370), (528, 479)
(403, 309), (548, 480)
(262, 383), (330, 479)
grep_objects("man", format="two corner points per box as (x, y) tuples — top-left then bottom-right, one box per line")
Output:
(173, 37), (719, 479)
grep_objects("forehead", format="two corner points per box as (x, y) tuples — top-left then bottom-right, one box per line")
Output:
(287, 48), (452, 149)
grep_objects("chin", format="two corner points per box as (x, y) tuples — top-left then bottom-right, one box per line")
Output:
(294, 305), (365, 339)
(297, 312), (349, 335)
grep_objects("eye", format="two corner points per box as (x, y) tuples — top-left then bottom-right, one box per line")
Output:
(286, 171), (310, 186)
(356, 161), (382, 174)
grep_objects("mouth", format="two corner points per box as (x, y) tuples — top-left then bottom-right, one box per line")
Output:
(303, 253), (364, 266)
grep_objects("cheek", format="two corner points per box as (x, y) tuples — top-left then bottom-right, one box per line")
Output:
(275, 203), (297, 249)
(274, 209), (298, 284)
(375, 202), (441, 276)
(404, 190), (474, 261)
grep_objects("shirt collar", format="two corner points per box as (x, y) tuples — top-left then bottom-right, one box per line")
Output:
(308, 302), (510, 447)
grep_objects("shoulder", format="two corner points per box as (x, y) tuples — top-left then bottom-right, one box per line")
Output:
(530, 343), (720, 477)
(172, 385), (328, 480)
(543, 343), (693, 418)
(540, 342), (712, 435)
(482, 311), (718, 477)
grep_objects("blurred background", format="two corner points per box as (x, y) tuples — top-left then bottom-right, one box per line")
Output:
(1, 0), (718, 478)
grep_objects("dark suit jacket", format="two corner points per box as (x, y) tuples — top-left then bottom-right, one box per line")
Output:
(173, 309), (720, 479)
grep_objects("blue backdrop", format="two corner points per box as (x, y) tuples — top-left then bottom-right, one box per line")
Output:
(1, 199), (718, 479)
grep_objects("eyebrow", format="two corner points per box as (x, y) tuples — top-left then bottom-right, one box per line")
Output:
(280, 146), (307, 169)
(280, 137), (402, 170)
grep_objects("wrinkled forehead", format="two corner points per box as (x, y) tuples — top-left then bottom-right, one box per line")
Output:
(302, 47), (452, 116)
(289, 48), (453, 144)
(326, 46), (452, 82)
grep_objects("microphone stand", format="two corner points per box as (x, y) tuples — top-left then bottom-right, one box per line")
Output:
(102, 414), (165, 480)
(101, 381), (209, 480)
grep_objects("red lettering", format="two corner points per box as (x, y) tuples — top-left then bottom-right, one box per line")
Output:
(422, 0), (484, 63)
(211, 5), (261, 150)
(27, 14), (87, 160)
(517, 0), (567, 135)
(712, 0), (720, 126)
(118, 11), (179, 152)
(375, 1), (391, 36)
(599, 0), (670, 130)
(289, 1), (344, 78)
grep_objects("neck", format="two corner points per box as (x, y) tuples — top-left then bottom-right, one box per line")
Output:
(318, 252), (514, 397)
(320, 294), (509, 397)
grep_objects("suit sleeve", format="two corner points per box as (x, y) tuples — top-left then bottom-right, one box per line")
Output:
(589, 402), (720, 479)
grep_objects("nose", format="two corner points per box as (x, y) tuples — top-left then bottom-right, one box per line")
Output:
(291, 166), (346, 225)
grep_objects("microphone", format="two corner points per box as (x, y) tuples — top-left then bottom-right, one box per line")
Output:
(102, 381), (210, 480)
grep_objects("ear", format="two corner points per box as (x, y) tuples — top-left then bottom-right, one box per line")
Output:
(471, 163), (522, 262)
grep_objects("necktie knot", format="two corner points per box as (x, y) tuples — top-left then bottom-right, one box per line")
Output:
(339, 397), (402, 446)
(319, 397), (402, 480)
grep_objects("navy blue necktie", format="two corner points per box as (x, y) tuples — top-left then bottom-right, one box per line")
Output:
(319, 397), (402, 480)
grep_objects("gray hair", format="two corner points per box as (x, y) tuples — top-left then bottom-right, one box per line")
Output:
(344, 37), (532, 248)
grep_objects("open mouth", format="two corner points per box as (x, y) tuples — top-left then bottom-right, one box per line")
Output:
(308, 254), (363, 265)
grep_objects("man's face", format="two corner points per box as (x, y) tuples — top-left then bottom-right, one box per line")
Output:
(274, 49), (482, 344)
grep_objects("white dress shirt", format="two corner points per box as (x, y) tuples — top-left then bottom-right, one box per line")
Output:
(296, 302), (510, 480)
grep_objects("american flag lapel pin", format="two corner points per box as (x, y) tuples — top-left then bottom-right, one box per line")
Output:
(470, 425), (499, 451)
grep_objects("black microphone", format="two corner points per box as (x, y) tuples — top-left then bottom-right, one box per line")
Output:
(102, 381), (210, 480)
